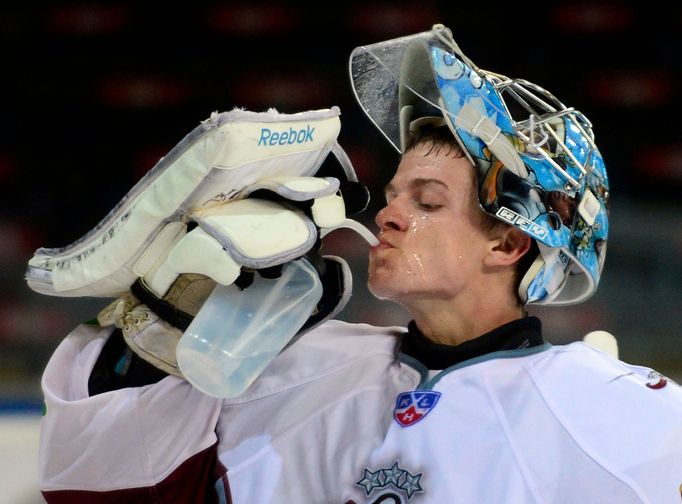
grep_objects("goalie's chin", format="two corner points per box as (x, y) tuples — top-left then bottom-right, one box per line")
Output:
(367, 261), (399, 302)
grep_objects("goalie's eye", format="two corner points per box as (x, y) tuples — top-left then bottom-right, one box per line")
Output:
(417, 202), (442, 211)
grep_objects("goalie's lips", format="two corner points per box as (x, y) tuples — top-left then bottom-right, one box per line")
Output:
(378, 234), (395, 248)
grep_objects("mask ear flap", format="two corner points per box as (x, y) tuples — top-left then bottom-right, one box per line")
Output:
(518, 243), (569, 305)
(518, 254), (545, 305)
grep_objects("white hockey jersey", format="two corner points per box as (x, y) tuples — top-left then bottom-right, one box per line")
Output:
(39, 320), (682, 503)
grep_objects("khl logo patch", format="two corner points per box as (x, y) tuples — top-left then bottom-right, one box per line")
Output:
(393, 391), (441, 427)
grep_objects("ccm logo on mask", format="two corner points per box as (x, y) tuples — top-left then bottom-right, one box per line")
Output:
(258, 125), (315, 146)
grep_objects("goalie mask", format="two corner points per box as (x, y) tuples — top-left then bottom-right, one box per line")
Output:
(349, 24), (609, 305)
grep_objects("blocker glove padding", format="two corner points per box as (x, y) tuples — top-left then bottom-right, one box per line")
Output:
(26, 107), (375, 378)
(26, 106), (371, 298)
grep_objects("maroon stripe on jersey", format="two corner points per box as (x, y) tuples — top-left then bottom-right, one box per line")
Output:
(214, 453), (232, 503)
(42, 441), (230, 503)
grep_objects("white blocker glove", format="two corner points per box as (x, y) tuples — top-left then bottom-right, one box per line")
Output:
(27, 107), (376, 380)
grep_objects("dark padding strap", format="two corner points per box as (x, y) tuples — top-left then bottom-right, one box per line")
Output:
(130, 278), (194, 331)
(298, 255), (344, 334)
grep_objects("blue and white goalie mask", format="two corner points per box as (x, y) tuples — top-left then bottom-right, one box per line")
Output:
(349, 24), (609, 306)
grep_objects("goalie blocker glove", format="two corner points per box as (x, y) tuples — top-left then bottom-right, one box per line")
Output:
(27, 107), (376, 391)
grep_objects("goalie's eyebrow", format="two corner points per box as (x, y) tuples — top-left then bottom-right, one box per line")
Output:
(384, 178), (450, 196)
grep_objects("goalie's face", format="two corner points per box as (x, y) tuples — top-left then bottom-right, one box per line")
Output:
(368, 143), (495, 305)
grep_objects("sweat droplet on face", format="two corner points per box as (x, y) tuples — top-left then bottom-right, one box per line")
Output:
(408, 252), (425, 275)
(408, 214), (434, 234)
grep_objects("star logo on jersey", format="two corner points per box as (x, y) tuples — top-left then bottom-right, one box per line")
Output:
(355, 461), (424, 501)
(393, 391), (441, 427)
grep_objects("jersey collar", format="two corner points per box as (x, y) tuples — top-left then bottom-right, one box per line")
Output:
(400, 316), (544, 371)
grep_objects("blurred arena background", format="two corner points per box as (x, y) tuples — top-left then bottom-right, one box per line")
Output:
(1, 3), (680, 502)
